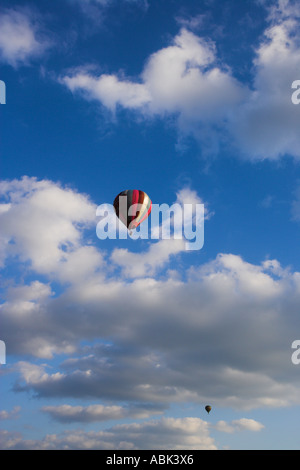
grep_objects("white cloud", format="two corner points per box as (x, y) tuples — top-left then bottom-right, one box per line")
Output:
(141, 29), (245, 121)
(266, 0), (300, 22)
(10, 248), (300, 409)
(205, 253), (284, 299)
(111, 239), (185, 278)
(17, 362), (65, 386)
(60, 1), (300, 161)
(2, 177), (300, 411)
(0, 414), (266, 449)
(108, 186), (208, 278)
(61, 28), (246, 154)
(0, 176), (97, 275)
(106, 417), (217, 450)
(231, 418), (265, 432)
(214, 418), (264, 433)
(0, 417), (216, 450)
(230, 15), (300, 160)
(42, 402), (164, 423)
(0, 407), (20, 421)
(62, 72), (151, 113)
(0, 8), (51, 67)
(42, 403), (126, 423)
(175, 187), (214, 220)
(56, 246), (105, 284)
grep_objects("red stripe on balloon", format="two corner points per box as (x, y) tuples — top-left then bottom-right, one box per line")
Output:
(131, 189), (139, 227)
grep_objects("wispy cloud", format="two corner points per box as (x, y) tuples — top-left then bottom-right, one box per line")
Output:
(42, 402), (164, 423)
(291, 181), (300, 222)
(0, 8), (52, 67)
(0, 407), (20, 421)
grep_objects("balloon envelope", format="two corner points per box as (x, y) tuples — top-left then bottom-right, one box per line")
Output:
(113, 189), (152, 231)
(205, 405), (212, 414)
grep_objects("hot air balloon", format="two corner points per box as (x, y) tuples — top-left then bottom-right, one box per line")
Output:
(113, 189), (152, 232)
(205, 405), (212, 414)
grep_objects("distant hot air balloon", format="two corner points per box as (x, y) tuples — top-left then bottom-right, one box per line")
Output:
(205, 405), (212, 414)
(113, 189), (152, 232)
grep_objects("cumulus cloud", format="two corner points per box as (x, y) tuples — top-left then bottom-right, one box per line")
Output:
(2, 176), (300, 414)
(231, 418), (265, 432)
(61, 28), (246, 156)
(214, 418), (264, 433)
(105, 417), (217, 450)
(0, 176), (97, 275)
(111, 239), (186, 279)
(0, 8), (51, 67)
(9, 251), (300, 410)
(230, 13), (300, 160)
(0, 415), (266, 449)
(0, 177), (102, 358)
(60, 0), (300, 161)
(0, 417), (215, 449)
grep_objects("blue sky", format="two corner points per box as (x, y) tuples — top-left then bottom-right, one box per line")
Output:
(1, 0), (300, 450)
